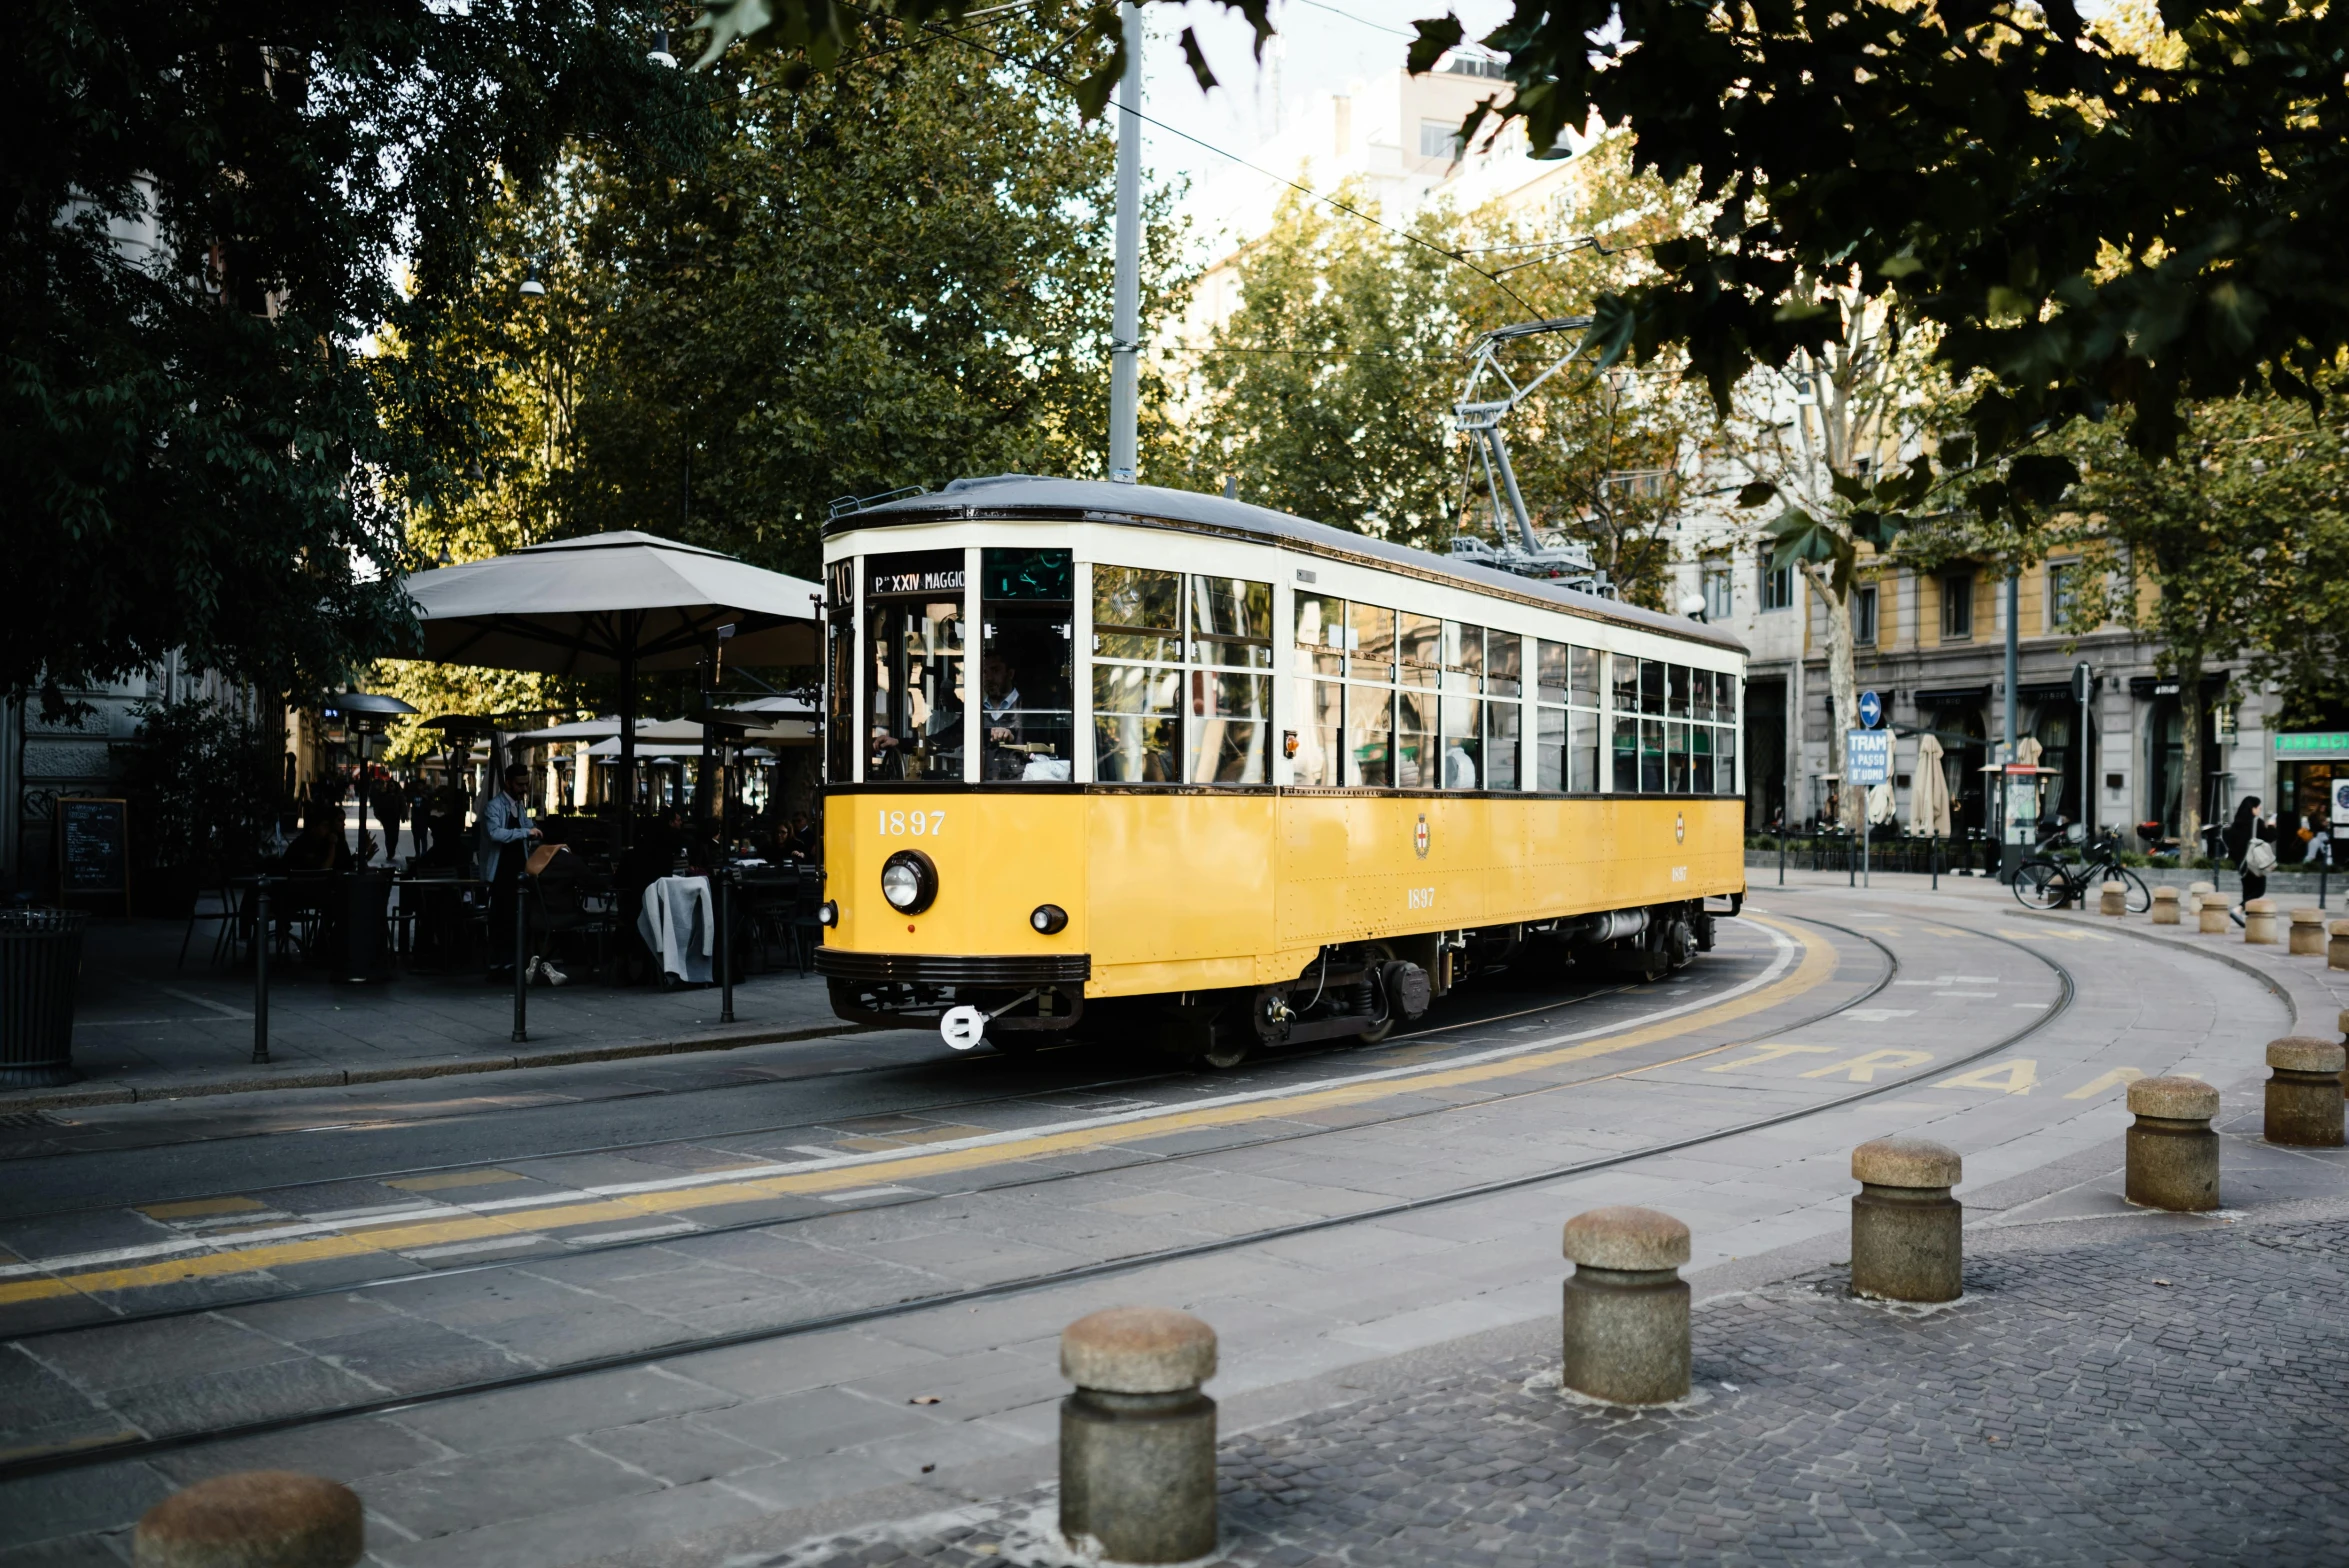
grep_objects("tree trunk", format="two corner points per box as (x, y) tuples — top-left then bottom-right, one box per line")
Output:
(2176, 652), (2206, 861)
(1807, 564), (1864, 830)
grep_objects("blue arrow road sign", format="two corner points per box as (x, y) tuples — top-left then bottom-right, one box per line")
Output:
(1858, 690), (1883, 729)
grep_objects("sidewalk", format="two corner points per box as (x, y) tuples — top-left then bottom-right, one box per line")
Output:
(10, 917), (848, 1115)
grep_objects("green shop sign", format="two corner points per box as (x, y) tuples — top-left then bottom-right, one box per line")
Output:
(2276, 732), (2349, 757)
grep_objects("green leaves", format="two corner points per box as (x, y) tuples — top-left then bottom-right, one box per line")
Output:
(1407, 15), (1466, 75)
(1735, 481), (1779, 509)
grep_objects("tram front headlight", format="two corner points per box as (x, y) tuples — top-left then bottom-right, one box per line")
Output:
(880, 850), (937, 915)
(1030, 903), (1068, 935)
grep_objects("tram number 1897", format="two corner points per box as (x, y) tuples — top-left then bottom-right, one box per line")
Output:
(878, 810), (946, 838)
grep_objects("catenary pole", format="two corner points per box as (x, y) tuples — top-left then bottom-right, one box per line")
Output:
(1108, 0), (1142, 483)
(2001, 568), (2020, 880)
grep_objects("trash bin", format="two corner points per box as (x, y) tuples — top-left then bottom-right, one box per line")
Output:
(0, 907), (88, 1088)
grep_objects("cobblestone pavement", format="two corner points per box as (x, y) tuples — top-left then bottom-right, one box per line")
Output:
(765, 1208), (2349, 1567)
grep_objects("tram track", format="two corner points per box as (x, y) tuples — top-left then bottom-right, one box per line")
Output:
(0, 927), (1811, 1332)
(0, 910), (2074, 1483)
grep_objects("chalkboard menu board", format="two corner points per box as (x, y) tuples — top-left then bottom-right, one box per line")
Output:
(58, 797), (128, 903)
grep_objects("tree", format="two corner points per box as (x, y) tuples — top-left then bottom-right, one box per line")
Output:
(2045, 395), (2349, 852)
(380, 6), (1190, 584)
(1185, 133), (1717, 606)
(1414, 0), (2349, 483)
(2, 1), (702, 713)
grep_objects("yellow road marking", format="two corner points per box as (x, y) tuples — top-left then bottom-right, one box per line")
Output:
(1704, 1044), (1834, 1073)
(1, 917), (1838, 1308)
(1935, 1059), (2039, 1095)
(385, 1169), (529, 1193)
(137, 1197), (264, 1221)
(1800, 1049), (1932, 1082)
(2064, 1067), (2143, 1100)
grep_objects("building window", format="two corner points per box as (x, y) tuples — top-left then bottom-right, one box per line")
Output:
(2048, 561), (2078, 632)
(1941, 571), (1974, 641)
(1701, 558), (1733, 622)
(1605, 468), (1669, 500)
(1851, 584), (1878, 647)
(1419, 119), (1461, 158)
(1759, 552), (1793, 612)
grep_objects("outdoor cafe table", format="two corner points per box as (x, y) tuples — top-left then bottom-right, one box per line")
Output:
(399, 873), (488, 972)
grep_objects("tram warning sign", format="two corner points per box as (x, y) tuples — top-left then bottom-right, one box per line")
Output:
(1845, 730), (1892, 786)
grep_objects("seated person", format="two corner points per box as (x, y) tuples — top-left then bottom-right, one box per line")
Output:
(281, 815), (353, 873)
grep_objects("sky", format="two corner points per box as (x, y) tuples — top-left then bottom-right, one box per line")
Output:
(1129, 0), (1516, 198)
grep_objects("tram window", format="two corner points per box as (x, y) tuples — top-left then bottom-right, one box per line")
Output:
(1295, 594), (1347, 677)
(1349, 684), (1394, 786)
(1691, 724), (1715, 793)
(1611, 654), (1639, 717)
(865, 549), (967, 782)
(1717, 725), (1739, 794)
(1571, 645), (1600, 707)
(1666, 722), (1691, 792)
(1349, 603), (1395, 680)
(825, 560), (856, 783)
(1536, 706), (1565, 791)
(1487, 631), (1521, 697)
(1440, 624), (1482, 790)
(1640, 659), (1666, 716)
(1716, 672), (1739, 721)
(1612, 715), (1639, 792)
(1666, 664), (1690, 719)
(1093, 663), (1180, 782)
(1569, 709), (1601, 792)
(1536, 639), (1568, 704)
(1395, 686), (1435, 788)
(1398, 613), (1441, 690)
(1691, 668), (1716, 723)
(1296, 677), (1345, 787)
(1192, 576), (1273, 668)
(980, 548), (1073, 783)
(1093, 565), (1182, 663)
(1641, 718), (1666, 792)
(1485, 700), (1519, 790)
(1188, 671), (1269, 783)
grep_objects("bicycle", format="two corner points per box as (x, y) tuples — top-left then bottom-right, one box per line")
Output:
(2011, 830), (2153, 912)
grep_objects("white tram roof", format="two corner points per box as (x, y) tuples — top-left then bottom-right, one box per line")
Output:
(831, 475), (1747, 657)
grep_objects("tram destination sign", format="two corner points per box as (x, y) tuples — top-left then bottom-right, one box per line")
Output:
(868, 550), (966, 599)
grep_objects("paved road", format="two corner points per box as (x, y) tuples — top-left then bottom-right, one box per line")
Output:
(1, 882), (2335, 1566)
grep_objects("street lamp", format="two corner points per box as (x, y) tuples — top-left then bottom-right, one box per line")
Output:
(647, 27), (678, 67)
(518, 261), (546, 298)
(325, 691), (421, 863)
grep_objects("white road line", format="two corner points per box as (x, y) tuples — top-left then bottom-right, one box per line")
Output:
(149, 985), (254, 1021)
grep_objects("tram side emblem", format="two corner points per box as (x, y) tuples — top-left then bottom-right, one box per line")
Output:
(1675, 811), (1686, 844)
(1414, 814), (1431, 858)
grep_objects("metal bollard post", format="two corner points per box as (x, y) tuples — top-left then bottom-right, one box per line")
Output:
(718, 868), (735, 1025)
(251, 878), (272, 1066)
(1849, 1138), (1963, 1303)
(2242, 897), (2280, 945)
(2330, 920), (2349, 971)
(2124, 1076), (2221, 1212)
(2098, 880), (2125, 917)
(2150, 885), (2182, 925)
(1931, 832), (1940, 891)
(1059, 1307), (1218, 1563)
(512, 876), (529, 1045)
(1778, 829), (1786, 887)
(2340, 1007), (2349, 1103)
(2263, 1037), (2346, 1147)
(2288, 907), (2325, 956)
(135, 1470), (362, 1568)
(1561, 1206), (1691, 1405)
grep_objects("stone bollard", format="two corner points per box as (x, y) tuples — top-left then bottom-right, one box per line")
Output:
(1849, 1138), (1963, 1303)
(2150, 885), (2182, 925)
(2264, 1037), (2347, 1147)
(2289, 907), (2326, 956)
(1561, 1206), (1691, 1405)
(2331, 920), (2349, 971)
(2125, 1076), (2221, 1212)
(135, 1472), (362, 1568)
(2243, 898), (2280, 945)
(2098, 880), (2126, 917)
(2198, 893), (2232, 935)
(1059, 1307), (1218, 1563)
(2189, 879), (2215, 904)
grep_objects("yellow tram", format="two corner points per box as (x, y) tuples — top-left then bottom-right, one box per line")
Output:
(813, 476), (1747, 1065)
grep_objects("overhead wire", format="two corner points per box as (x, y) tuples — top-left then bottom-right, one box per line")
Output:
(832, 0), (1548, 315)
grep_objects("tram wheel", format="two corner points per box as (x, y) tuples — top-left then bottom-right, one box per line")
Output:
(1192, 1032), (1253, 1070)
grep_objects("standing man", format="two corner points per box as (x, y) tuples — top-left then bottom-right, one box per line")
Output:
(480, 763), (541, 978)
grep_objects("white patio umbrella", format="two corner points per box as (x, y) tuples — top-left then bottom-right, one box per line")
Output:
(1909, 734), (1954, 838)
(405, 532), (823, 842)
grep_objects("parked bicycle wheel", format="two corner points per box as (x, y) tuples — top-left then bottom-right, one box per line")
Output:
(2115, 866), (2154, 913)
(2011, 858), (2069, 910)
